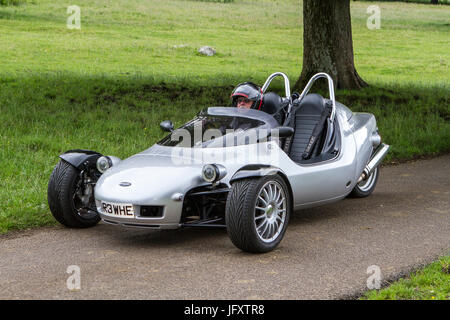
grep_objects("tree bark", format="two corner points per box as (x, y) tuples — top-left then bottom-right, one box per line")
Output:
(294, 0), (368, 91)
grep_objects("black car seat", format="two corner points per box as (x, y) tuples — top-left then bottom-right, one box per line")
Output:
(261, 92), (286, 124)
(284, 93), (339, 164)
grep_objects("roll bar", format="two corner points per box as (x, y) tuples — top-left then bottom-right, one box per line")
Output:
(292, 72), (336, 122)
(261, 72), (291, 99)
(262, 72), (336, 122)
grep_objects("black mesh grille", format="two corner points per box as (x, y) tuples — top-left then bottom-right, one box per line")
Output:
(140, 206), (164, 218)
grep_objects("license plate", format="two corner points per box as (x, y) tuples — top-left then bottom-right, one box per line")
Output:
(101, 202), (134, 218)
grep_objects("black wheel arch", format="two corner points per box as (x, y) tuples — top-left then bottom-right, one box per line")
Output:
(59, 149), (102, 171)
(229, 165), (294, 207)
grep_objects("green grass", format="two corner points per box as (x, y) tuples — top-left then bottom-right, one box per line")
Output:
(356, 0), (449, 5)
(362, 256), (450, 300)
(0, 0), (449, 233)
(0, 0), (449, 85)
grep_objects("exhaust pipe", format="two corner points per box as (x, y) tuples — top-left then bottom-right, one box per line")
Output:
(358, 143), (390, 182)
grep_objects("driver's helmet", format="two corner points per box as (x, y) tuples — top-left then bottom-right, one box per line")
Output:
(230, 82), (263, 110)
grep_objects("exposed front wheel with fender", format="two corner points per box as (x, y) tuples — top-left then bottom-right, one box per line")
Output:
(47, 160), (100, 228)
(225, 175), (291, 253)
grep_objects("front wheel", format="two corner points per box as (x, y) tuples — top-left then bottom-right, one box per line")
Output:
(47, 160), (100, 228)
(225, 175), (291, 253)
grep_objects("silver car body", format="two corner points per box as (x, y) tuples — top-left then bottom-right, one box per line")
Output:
(95, 112), (377, 229)
(94, 73), (382, 229)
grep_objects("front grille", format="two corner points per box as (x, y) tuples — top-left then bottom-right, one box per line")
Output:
(140, 206), (164, 218)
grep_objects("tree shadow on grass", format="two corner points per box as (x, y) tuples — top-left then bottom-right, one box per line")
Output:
(1, 72), (448, 161)
(1, 73), (448, 234)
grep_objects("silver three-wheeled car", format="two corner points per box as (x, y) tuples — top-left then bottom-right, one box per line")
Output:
(48, 72), (389, 253)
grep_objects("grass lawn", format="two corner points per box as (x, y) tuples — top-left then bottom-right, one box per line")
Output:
(361, 255), (450, 300)
(0, 0), (449, 85)
(0, 0), (449, 234)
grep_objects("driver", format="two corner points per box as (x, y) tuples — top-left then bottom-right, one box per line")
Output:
(230, 81), (285, 125)
(230, 82), (263, 110)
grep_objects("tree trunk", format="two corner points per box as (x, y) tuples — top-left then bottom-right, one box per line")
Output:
(294, 0), (368, 91)
(431, 0), (439, 5)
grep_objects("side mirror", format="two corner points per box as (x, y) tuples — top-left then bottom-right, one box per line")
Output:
(273, 126), (294, 138)
(160, 120), (174, 132)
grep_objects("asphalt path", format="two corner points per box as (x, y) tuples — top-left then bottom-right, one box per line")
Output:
(0, 155), (449, 300)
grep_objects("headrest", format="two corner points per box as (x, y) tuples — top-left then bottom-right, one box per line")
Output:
(262, 92), (282, 114)
(298, 93), (325, 114)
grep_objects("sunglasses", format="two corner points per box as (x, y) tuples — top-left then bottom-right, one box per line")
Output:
(236, 97), (252, 104)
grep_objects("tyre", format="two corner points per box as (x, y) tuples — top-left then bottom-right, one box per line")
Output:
(47, 160), (100, 228)
(225, 175), (291, 253)
(349, 166), (379, 198)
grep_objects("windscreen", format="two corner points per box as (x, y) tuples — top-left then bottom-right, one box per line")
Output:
(158, 115), (265, 148)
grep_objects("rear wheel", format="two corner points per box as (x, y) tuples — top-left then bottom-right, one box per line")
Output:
(47, 160), (100, 228)
(350, 166), (379, 198)
(225, 175), (291, 253)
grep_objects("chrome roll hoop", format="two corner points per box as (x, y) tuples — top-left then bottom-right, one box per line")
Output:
(293, 73), (336, 122)
(261, 72), (336, 122)
(261, 72), (291, 99)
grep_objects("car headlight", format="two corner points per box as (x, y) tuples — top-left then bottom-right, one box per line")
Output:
(202, 164), (226, 183)
(96, 156), (113, 173)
